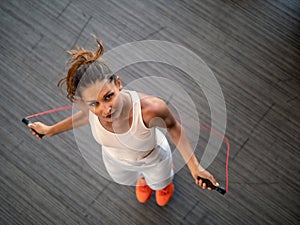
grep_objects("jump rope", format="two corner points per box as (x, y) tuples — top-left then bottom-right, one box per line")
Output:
(22, 106), (230, 195)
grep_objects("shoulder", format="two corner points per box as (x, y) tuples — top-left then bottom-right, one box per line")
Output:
(138, 93), (167, 116)
(137, 92), (176, 128)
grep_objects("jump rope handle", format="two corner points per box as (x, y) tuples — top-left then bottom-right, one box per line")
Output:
(197, 176), (226, 195)
(22, 118), (45, 139)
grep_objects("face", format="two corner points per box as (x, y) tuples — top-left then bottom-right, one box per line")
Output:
(80, 77), (123, 122)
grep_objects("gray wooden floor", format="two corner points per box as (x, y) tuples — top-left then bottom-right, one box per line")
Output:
(1, 0), (300, 224)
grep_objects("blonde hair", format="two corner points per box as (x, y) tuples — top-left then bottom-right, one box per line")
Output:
(58, 36), (115, 102)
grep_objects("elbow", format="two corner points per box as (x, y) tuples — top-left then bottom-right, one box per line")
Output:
(167, 121), (183, 138)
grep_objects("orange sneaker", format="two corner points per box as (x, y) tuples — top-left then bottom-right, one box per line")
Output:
(156, 182), (174, 206)
(136, 177), (153, 203)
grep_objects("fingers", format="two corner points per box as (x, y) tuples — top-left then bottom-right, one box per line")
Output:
(195, 175), (219, 191)
(196, 178), (207, 190)
(29, 129), (41, 139)
(28, 123), (43, 139)
(29, 128), (42, 139)
(210, 176), (219, 187)
(33, 132), (42, 139)
(195, 177), (204, 188)
(194, 167), (220, 191)
(28, 122), (36, 129)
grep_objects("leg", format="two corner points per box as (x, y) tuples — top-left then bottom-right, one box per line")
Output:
(102, 148), (153, 203)
(143, 130), (174, 190)
(142, 131), (174, 206)
(102, 149), (139, 186)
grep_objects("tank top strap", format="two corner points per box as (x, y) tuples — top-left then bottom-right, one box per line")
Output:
(126, 90), (140, 104)
(125, 90), (141, 128)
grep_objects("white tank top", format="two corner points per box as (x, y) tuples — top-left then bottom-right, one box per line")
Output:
(89, 90), (157, 161)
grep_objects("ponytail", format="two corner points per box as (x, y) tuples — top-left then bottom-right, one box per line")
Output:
(58, 35), (113, 102)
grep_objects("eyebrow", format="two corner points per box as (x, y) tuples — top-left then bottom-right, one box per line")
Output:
(86, 100), (97, 103)
(103, 90), (113, 99)
(85, 90), (111, 103)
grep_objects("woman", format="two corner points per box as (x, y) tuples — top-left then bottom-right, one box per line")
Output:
(28, 37), (218, 206)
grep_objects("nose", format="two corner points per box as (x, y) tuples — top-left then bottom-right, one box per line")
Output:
(94, 103), (111, 116)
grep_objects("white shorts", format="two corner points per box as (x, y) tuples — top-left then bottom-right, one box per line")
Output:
(102, 130), (174, 190)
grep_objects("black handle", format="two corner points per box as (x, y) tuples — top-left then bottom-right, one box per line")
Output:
(22, 118), (44, 138)
(197, 176), (226, 195)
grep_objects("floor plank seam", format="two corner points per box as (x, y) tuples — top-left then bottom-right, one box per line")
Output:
(81, 182), (111, 217)
(180, 200), (200, 224)
(286, 95), (299, 103)
(232, 137), (249, 161)
(31, 33), (44, 51)
(71, 15), (93, 49)
(56, 0), (73, 20)
(250, 102), (275, 136)
(139, 26), (166, 40)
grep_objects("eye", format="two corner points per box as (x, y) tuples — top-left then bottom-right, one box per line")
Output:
(105, 93), (114, 100)
(89, 101), (99, 107)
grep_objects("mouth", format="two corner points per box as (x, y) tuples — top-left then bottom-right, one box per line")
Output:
(103, 111), (115, 119)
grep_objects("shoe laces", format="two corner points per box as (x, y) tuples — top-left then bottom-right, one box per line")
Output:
(158, 187), (170, 196)
(141, 185), (149, 191)
(138, 182), (150, 192)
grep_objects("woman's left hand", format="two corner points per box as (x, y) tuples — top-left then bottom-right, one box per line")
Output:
(192, 166), (219, 190)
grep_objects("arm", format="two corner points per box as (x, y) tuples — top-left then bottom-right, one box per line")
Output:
(142, 96), (218, 189)
(28, 110), (89, 139)
(167, 120), (218, 189)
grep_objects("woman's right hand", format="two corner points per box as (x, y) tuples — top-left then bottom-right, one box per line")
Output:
(28, 122), (53, 139)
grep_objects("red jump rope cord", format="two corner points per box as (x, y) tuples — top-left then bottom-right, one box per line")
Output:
(25, 106), (230, 192)
(224, 136), (230, 192)
(200, 122), (230, 193)
(25, 105), (73, 119)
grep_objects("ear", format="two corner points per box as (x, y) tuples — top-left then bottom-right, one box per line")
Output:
(116, 76), (123, 91)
